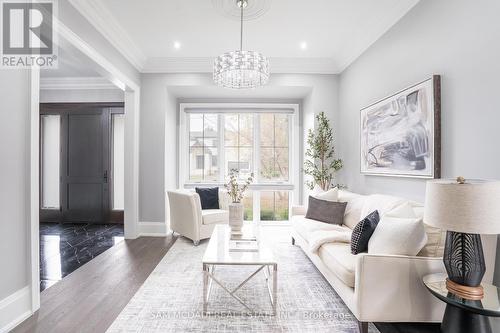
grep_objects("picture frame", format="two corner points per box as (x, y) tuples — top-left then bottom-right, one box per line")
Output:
(360, 75), (441, 178)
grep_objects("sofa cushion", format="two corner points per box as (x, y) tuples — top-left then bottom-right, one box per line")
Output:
(368, 215), (428, 256)
(402, 201), (446, 257)
(318, 243), (356, 288)
(292, 215), (350, 242)
(201, 209), (228, 225)
(305, 196), (346, 225)
(312, 187), (339, 202)
(419, 225), (446, 257)
(338, 190), (367, 229)
(196, 187), (219, 209)
(360, 194), (407, 220)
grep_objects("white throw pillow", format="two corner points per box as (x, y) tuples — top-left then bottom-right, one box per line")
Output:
(360, 194), (407, 219)
(385, 202), (417, 218)
(311, 184), (324, 196)
(368, 216), (428, 256)
(313, 187), (338, 202)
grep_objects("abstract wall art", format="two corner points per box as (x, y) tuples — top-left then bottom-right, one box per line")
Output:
(360, 76), (441, 178)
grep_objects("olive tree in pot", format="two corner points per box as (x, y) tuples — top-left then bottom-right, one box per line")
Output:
(224, 169), (254, 235)
(303, 112), (343, 190)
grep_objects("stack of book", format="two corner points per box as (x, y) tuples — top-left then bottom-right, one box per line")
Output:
(229, 232), (258, 252)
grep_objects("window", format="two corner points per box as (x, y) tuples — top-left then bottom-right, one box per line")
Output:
(41, 115), (60, 209)
(112, 114), (125, 210)
(180, 104), (299, 222)
(224, 114), (253, 179)
(189, 114), (219, 181)
(260, 191), (289, 221)
(196, 155), (204, 169)
(260, 114), (289, 182)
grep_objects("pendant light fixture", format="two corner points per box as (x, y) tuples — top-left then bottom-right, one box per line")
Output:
(213, 0), (269, 89)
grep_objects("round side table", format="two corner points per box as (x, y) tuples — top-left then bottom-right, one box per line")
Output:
(423, 273), (500, 333)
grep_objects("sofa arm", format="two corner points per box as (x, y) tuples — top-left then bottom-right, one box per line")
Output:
(291, 205), (306, 216)
(354, 253), (446, 322)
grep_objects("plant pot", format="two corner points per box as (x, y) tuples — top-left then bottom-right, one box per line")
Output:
(228, 202), (244, 235)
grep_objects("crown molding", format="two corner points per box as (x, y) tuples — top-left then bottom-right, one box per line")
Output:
(40, 77), (120, 90)
(69, 0), (147, 71)
(142, 57), (339, 74)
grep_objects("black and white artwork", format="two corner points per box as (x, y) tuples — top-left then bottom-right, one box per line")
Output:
(360, 76), (440, 178)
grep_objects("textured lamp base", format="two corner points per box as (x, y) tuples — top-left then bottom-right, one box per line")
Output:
(446, 278), (484, 300)
(442, 304), (492, 333)
(444, 231), (486, 298)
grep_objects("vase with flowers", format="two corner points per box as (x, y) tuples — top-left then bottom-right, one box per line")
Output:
(224, 169), (254, 235)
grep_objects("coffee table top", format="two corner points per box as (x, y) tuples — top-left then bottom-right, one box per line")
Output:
(423, 273), (500, 317)
(202, 224), (276, 265)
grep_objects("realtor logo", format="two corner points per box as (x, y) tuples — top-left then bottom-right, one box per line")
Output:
(1, 0), (58, 68)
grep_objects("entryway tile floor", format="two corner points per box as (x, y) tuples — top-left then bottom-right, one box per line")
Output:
(40, 222), (124, 291)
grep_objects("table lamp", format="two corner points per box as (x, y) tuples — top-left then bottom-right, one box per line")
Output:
(424, 177), (500, 300)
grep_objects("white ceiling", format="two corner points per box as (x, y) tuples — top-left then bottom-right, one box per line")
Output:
(70, 0), (420, 74)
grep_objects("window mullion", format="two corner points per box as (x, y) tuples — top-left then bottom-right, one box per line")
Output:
(253, 114), (260, 222)
(219, 114), (225, 183)
(254, 114), (260, 183)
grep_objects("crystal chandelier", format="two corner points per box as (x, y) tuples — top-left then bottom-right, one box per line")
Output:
(213, 0), (269, 89)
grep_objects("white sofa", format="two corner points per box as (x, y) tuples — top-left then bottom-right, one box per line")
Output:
(291, 190), (498, 333)
(167, 189), (229, 245)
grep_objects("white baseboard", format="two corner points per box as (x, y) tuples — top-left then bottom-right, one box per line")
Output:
(138, 221), (168, 237)
(0, 286), (32, 333)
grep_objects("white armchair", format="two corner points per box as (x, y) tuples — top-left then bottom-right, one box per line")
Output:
(167, 189), (229, 245)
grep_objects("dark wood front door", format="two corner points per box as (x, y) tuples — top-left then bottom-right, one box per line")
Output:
(61, 109), (109, 222)
(40, 103), (124, 224)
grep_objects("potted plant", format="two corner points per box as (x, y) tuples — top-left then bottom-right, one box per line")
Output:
(224, 169), (254, 235)
(303, 112), (343, 190)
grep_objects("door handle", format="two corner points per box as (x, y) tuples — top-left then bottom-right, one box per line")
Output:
(104, 170), (108, 183)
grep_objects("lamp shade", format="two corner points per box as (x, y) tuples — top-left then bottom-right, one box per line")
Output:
(424, 179), (500, 234)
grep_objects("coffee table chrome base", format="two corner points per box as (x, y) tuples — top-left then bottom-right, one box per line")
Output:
(203, 263), (277, 315)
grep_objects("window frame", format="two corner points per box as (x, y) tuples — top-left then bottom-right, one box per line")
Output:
(179, 103), (300, 223)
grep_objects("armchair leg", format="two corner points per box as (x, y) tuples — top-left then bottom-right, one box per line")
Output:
(357, 321), (368, 333)
(193, 240), (200, 246)
(291, 237), (295, 245)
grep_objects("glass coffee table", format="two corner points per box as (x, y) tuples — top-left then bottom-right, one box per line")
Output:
(423, 273), (500, 333)
(202, 224), (277, 315)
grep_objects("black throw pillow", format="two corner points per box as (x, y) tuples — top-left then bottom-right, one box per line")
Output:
(305, 196), (347, 225)
(351, 210), (380, 255)
(195, 187), (219, 210)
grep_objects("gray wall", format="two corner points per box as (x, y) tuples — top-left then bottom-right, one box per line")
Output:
(337, 0), (500, 284)
(0, 70), (31, 299)
(0, 0), (139, 306)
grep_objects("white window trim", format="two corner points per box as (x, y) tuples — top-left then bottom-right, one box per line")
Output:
(179, 103), (300, 222)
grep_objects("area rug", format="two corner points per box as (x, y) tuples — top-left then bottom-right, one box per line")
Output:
(106, 236), (379, 333)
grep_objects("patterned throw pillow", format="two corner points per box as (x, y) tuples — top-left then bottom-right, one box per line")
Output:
(351, 210), (380, 255)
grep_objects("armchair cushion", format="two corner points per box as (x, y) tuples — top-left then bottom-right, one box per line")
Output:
(202, 209), (229, 225)
(196, 187), (219, 209)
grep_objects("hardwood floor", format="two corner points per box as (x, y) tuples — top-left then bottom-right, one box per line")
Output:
(13, 235), (176, 333)
(14, 226), (490, 333)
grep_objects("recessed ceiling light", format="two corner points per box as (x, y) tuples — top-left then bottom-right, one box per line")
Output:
(174, 41), (181, 49)
(300, 41), (307, 50)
